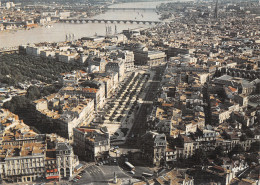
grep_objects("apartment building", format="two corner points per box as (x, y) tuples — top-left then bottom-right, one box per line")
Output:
(140, 131), (167, 166)
(89, 72), (119, 98)
(26, 45), (49, 56)
(58, 52), (78, 63)
(0, 121), (79, 183)
(120, 50), (135, 72)
(56, 142), (79, 179)
(105, 60), (125, 82)
(33, 94), (95, 140)
(73, 128), (110, 162)
(134, 50), (166, 66)
(60, 80), (106, 111)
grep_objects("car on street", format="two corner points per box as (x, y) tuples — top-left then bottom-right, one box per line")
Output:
(128, 171), (135, 175)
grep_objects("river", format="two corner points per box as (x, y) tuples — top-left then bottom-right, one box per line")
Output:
(0, 1), (172, 48)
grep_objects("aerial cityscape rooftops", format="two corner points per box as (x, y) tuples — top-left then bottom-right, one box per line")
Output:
(0, 0), (259, 184)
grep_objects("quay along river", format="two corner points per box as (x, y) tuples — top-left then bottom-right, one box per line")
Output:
(0, 1), (172, 48)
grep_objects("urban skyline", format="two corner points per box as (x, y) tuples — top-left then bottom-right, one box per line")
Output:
(0, 0), (259, 184)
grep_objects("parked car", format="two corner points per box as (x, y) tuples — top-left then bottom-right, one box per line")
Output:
(128, 171), (135, 175)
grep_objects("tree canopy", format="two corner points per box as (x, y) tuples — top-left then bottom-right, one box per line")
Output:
(0, 54), (82, 86)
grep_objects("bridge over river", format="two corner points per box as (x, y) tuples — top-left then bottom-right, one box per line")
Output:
(59, 19), (162, 25)
(106, 7), (156, 11)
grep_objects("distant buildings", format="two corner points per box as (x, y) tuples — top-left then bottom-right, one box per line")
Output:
(5, 2), (15, 9)
(134, 49), (166, 66)
(0, 1), (105, 32)
(167, 47), (191, 58)
(1, 0), (260, 184)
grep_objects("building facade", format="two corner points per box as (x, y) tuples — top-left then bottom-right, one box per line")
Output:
(140, 131), (167, 166)
(73, 128), (110, 162)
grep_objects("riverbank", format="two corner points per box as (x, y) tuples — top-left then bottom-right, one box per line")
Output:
(0, 21), (57, 34)
(0, 1), (165, 48)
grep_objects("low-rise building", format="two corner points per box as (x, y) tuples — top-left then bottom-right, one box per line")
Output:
(58, 52), (78, 63)
(26, 45), (49, 56)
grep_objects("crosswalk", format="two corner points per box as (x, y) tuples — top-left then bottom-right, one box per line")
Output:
(87, 166), (103, 175)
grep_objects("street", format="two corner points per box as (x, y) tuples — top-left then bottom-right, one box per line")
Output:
(73, 165), (130, 185)
(127, 65), (165, 147)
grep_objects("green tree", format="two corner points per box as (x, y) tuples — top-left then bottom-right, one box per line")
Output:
(245, 153), (259, 165)
(3, 96), (29, 112)
(249, 141), (260, 153)
(244, 128), (254, 138)
(192, 148), (208, 166)
(214, 146), (225, 157)
(240, 134), (247, 141)
(229, 144), (245, 158)
(26, 86), (41, 100)
(214, 157), (224, 166)
(0, 62), (11, 75)
(3, 101), (15, 112)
